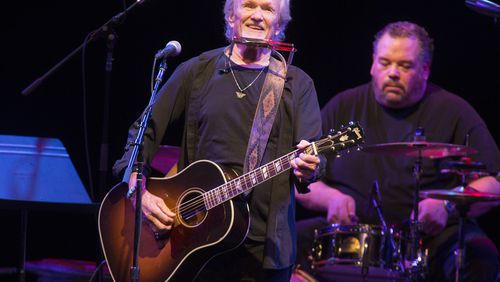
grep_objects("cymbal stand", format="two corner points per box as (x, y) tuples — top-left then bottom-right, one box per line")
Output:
(405, 128), (435, 282)
(407, 147), (424, 282)
(454, 197), (469, 282)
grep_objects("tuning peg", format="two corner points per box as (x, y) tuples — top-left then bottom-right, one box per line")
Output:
(335, 153), (342, 158)
(356, 145), (362, 151)
(348, 121), (354, 126)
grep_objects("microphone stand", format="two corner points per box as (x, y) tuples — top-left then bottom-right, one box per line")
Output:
(98, 28), (117, 204)
(123, 56), (170, 282)
(20, 0), (147, 202)
(21, 0), (145, 97)
(20, 2), (147, 280)
(371, 181), (405, 272)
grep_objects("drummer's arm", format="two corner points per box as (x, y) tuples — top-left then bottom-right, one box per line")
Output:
(295, 180), (357, 224)
(295, 180), (336, 212)
(466, 175), (500, 218)
(469, 175), (500, 194)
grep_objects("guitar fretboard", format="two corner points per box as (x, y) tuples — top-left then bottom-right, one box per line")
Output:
(203, 145), (314, 210)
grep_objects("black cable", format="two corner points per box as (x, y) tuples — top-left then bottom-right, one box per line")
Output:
(81, 32), (95, 202)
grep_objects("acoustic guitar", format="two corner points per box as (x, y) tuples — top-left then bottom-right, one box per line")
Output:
(98, 122), (364, 282)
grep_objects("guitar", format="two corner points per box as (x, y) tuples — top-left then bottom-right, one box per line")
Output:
(98, 122), (364, 282)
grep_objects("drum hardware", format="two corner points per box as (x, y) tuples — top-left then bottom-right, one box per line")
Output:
(311, 224), (408, 281)
(320, 128), (482, 281)
(361, 141), (477, 159)
(420, 188), (500, 282)
(440, 157), (489, 183)
(361, 128), (480, 281)
(371, 181), (406, 272)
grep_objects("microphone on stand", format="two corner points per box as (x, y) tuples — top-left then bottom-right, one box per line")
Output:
(155, 40), (182, 60)
(371, 180), (387, 228)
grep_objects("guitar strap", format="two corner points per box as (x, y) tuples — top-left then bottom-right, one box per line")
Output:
(243, 52), (288, 176)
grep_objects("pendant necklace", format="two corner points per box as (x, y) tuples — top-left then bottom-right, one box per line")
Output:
(228, 57), (265, 99)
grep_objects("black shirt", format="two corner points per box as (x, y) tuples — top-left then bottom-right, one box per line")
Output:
(320, 82), (500, 225)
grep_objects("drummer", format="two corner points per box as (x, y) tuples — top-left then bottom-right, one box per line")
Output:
(296, 21), (500, 281)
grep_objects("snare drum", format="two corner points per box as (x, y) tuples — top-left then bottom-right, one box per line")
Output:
(311, 224), (401, 270)
(311, 224), (407, 281)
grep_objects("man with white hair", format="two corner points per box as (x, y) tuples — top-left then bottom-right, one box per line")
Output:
(113, 0), (323, 280)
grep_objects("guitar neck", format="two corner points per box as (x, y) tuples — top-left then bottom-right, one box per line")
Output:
(203, 144), (316, 210)
(202, 121), (365, 210)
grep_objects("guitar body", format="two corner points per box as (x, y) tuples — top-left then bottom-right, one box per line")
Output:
(98, 160), (250, 282)
(98, 122), (365, 281)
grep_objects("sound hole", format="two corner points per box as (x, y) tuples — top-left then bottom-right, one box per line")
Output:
(178, 188), (207, 228)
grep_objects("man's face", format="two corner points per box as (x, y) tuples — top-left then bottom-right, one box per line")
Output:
(370, 33), (430, 109)
(228, 0), (280, 40)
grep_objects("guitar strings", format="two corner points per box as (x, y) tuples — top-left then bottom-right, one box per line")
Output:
(171, 149), (301, 217)
(172, 143), (321, 220)
(177, 143), (322, 219)
(170, 138), (351, 220)
(171, 159), (294, 219)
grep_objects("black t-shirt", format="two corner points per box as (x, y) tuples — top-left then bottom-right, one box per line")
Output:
(320, 82), (500, 225)
(196, 62), (277, 241)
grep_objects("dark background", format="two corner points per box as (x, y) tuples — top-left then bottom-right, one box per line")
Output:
(1, 0), (499, 270)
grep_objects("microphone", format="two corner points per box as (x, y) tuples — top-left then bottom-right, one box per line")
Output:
(466, 0), (500, 18)
(155, 40), (182, 60)
(218, 68), (230, 74)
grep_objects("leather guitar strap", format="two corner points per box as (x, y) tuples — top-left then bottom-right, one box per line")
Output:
(243, 53), (288, 178)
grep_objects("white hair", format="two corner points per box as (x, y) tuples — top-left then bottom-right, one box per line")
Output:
(223, 0), (292, 41)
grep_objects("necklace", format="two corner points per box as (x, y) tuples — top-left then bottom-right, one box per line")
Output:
(228, 58), (265, 99)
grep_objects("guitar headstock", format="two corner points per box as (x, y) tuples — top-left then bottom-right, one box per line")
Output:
(314, 121), (364, 156)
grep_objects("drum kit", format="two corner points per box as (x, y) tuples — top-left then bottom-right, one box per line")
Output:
(307, 137), (500, 282)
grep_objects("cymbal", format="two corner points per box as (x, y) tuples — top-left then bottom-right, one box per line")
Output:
(443, 158), (486, 170)
(420, 189), (500, 205)
(362, 142), (477, 159)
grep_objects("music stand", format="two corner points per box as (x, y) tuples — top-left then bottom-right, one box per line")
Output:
(0, 135), (98, 282)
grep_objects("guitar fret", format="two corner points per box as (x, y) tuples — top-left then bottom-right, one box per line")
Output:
(222, 185), (228, 201)
(227, 182), (233, 198)
(205, 190), (212, 209)
(243, 174), (251, 192)
(274, 161), (282, 173)
(256, 169), (264, 183)
(267, 164), (275, 177)
(262, 166), (269, 179)
(210, 190), (216, 208)
(235, 179), (243, 193)
(231, 181), (238, 197)
(216, 189), (222, 205)
(232, 182), (238, 197)
(203, 193), (209, 209)
(250, 173), (257, 185)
